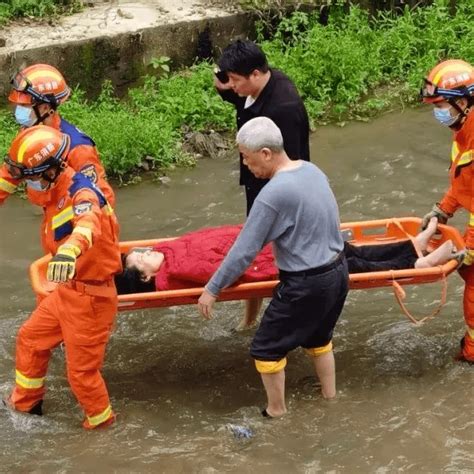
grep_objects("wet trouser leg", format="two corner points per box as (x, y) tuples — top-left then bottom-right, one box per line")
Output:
(459, 265), (474, 361)
(58, 284), (117, 429)
(10, 291), (63, 411)
(10, 283), (117, 428)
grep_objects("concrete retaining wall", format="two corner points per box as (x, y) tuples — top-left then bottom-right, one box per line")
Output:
(0, 11), (256, 101)
(0, 0), (428, 102)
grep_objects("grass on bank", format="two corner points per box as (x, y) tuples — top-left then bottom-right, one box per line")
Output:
(0, 0), (82, 25)
(0, 0), (473, 178)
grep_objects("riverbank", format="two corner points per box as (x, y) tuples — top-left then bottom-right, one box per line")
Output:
(0, 1), (472, 179)
(0, 0), (253, 100)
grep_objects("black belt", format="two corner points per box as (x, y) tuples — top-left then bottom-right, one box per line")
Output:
(279, 252), (343, 278)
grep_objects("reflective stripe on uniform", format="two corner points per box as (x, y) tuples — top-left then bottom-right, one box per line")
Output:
(254, 358), (287, 374)
(451, 141), (459, 162)
(466, 326), (474, 338)
(104, 203), (114, 216)
(451, 142), (472, 167)
(72, 226), (93, 248)
(52, 206), (74, 230)
(15, 369), (45, 389)
(305, 341), (333, 357)
(87, 405), (113, 426)
(469, 214), (474, 227)
(0, 178), (17, 194)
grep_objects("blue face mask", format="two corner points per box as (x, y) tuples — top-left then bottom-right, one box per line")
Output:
(14, 105), (36, 127)
(433, 107), (458, 127)
(25, 179), (47, 192)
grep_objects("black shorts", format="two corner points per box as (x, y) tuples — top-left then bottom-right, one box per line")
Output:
(250, 255), (349, 361)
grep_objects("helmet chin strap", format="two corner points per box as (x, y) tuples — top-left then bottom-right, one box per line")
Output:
(40, 161), (66, 185)
(447, 99), (471, 130)
(32, 104), (55, 125)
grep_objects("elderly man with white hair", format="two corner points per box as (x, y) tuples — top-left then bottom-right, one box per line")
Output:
(197, 116), (348, 418)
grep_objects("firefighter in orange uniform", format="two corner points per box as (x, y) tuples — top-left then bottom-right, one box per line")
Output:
(4, 125), (121, 429)
(0, 64), (115, 250)
(421, 59), (474, 362)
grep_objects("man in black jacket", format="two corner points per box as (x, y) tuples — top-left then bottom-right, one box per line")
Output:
(215, 39), (310, 215)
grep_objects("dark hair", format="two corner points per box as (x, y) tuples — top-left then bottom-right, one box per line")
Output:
(114, 253), (155, 295)
(218, 39), (268, 76)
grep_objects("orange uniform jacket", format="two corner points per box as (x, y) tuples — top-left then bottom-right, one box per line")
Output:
(44, 167), (121, 280)
(0, 115), (116, 251)
(439, 112), (474, 248)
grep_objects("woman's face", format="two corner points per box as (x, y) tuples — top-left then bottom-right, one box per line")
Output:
(125, 248), (164, 281)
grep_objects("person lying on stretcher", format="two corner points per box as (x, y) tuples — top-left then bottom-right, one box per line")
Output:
(115, 218), (457, 328)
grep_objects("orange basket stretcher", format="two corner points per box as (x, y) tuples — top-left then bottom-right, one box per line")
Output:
(29, 218), (465, 321)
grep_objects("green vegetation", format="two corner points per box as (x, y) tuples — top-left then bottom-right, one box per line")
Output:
(0, 65), (234, 179)
(0, 0), (472, 178)
(260, 0), (474, 120)
(0, 0), (82, 25)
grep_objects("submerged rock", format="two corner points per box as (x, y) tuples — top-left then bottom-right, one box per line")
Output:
(227, 423), (254, 439)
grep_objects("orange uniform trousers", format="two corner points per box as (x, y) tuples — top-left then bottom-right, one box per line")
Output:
(10, 281), (117, 429)
(458, 265), (474, 361)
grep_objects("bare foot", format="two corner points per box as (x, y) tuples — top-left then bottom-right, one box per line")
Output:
(235, 298), (262, 330)
(415, 240), (454, 268)
(322, 389), (336, 400)
(235, 316), (256, 331)
(414, 217), (438, 252)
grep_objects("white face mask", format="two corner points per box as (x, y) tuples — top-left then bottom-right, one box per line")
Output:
(433, 105), (460, 127)
(25, 179), (47, 191)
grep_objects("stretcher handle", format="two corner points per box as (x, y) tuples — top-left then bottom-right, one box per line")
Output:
(391, 268), (448, 324)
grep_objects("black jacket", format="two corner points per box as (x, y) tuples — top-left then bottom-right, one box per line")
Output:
(218, 68), (310, 189)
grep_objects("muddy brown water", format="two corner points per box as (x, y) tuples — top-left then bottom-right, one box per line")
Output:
(0, 108), (472, 472)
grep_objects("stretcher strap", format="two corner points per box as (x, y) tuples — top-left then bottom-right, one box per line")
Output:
(392, 218), (423, 258)
(391, 268), (448, 324)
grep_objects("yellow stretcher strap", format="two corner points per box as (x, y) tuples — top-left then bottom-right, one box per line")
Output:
(254, 358), (287, 374)
(305, 341), (333, 357)
(15, 369), (45, 389)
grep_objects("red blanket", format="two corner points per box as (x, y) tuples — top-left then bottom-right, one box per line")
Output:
(154, 225), (277, 290)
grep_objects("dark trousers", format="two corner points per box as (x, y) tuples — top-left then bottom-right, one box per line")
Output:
(344, 240), (417, 273)
(245, 181), (268, 215)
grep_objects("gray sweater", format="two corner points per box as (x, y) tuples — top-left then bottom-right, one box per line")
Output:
(206, 161), (343, 296)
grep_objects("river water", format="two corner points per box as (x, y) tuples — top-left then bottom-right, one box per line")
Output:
(0, 108), (472, 473)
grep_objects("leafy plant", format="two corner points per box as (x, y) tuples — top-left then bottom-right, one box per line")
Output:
(0, 0), (82, 25)
(149, 56), (172, 78)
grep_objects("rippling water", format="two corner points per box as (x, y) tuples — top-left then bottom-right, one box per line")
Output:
(0, 107), (472, 472)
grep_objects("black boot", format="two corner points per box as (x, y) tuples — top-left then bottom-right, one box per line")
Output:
(28, 400), (43, 416)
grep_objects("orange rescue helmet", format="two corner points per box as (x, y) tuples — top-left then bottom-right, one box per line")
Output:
(5, 125), (70, 180)
(9, 64), (71, 108)
(421, 59), (474, 104)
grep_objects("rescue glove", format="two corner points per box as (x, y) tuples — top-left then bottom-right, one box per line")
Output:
(462, 248), (474, 266)
(47, 244), (80, 283)
(421, 203), (452, 230)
